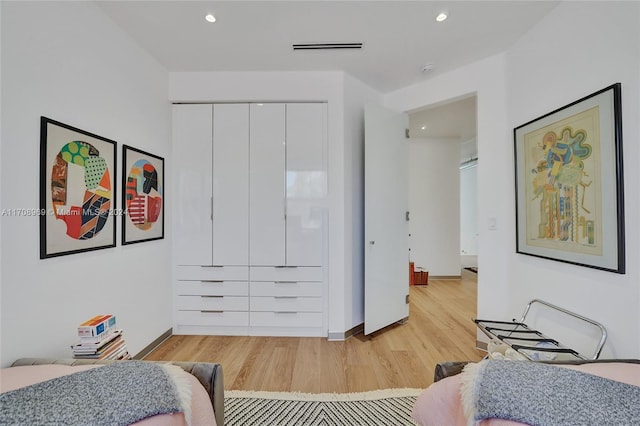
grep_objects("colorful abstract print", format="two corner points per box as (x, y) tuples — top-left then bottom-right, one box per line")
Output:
(530, 127), (594, 245)
(51, 141), (112, 240)
(125, 160), (162, 230)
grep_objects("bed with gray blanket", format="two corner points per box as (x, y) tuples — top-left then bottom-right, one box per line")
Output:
(412, 359), (640, 426)
(1, 357), (224, 426)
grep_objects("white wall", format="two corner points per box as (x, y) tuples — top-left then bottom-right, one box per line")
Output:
(0, 2), (3, 354)
(0, 2), (172, 366)
(169, 70), (378, 336)
(408, 138), (461, 276)
(460, 164), (478, 262)
(505, 1), (640, 358)
(384, 53), (513, 330)
(385, 2), (640, 358)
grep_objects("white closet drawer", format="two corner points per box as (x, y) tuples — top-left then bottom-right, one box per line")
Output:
(249, 281), (322, 297)
(250, 312), (322, 328)
(176, 310), (249, 327)
(176, 281), (249, 296)
(176, 295), (248, 311)
(250, 296), (322, 312)
(250, 266), (322, 281)
(176, 265), (249, 280)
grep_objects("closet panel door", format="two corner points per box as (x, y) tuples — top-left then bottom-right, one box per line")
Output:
(212, 104), (249, 265)
(249, 103), (286, 265)
(285, 103), (326, 266)
(172, 104), (213, 266)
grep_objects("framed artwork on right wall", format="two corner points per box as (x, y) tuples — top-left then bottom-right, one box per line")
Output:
(514, 83), (625, 273)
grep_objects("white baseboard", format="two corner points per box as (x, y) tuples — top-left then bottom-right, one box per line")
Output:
(136, 328), (172, 359)
(328, 323), (364, 341)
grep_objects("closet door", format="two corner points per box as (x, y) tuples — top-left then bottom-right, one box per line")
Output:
(249, 103), (286, 265)
(285, 103), (326, 266)
(212, 104), (249, 265)
(172, 104), (213, 266)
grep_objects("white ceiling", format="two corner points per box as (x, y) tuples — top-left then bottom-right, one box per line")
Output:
(95, 1), (559, 159)
(409, 95), (478, 161)
(96, 1), (558, 93)
(409, 95), (476, 140)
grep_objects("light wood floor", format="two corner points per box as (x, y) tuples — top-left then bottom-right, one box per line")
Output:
(145, 276), (484, 393)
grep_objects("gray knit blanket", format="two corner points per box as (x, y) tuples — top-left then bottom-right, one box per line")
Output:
(460, 360), (640, 426)
(0, 361), (191, 426)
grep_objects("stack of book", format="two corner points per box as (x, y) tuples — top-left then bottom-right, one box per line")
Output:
(71, 315), (131, 360)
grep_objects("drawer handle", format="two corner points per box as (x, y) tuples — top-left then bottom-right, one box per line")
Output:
(201, 280), (224, 283)
(274, 296), (297, 300)
(200, 310), (224, 314)
(201, 265), (224, 268)
(274, 265), (298, 268)
(275, 281), (297, 284)
(274, 311), (297, 315)
(201, 295), (223, 298)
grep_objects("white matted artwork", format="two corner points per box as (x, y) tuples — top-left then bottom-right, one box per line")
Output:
(514, 83), (624, 273)
(40, 116), (117, 258)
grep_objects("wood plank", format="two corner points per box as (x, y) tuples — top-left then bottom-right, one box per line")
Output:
(146, 276), (484, 392)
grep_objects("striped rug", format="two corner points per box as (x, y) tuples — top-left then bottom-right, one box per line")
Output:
(224, 388), (422, 425)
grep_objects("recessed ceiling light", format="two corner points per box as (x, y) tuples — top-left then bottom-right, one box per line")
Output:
(436, 12), (448, 22)
(421, 125), (427, 130)
(205, 14), (216, 23)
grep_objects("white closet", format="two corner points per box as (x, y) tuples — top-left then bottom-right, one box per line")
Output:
(172, 102), (327, 337)
(249, 103), (286, 265)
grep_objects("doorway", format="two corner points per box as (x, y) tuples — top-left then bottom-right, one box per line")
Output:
(363, 96), (478, 335)
(406, 94), (478, 279)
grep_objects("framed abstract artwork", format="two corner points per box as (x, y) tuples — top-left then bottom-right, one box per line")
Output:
(122, 145), (164, 245)
(514, 83), (625, 273)
(40, 117), (117, 258)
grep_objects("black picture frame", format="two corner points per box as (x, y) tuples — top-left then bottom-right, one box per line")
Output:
(40, 117), (117, 258)
(514, 83), (624, 273)
(121, 145), (164, 245)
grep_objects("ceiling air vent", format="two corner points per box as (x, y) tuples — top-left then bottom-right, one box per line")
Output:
(292, 42), (363, 51)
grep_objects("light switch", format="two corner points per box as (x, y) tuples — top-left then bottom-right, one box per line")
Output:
(488, 217), (497, 230)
